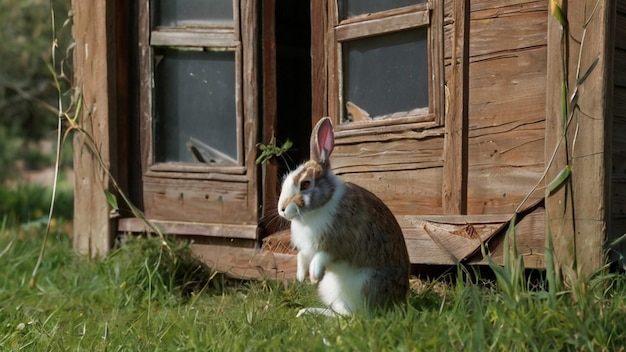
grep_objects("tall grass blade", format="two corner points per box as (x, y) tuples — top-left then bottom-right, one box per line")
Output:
(576, 57), (599, 86)
(545, 213), (559, 306)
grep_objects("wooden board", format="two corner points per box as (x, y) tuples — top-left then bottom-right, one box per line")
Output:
(467, 0), (547, 214)
(142, 177), (255, 224)
(545, 0), (613, 276)
(229, 207), (547, 280)
(118, 218), (257, 240)
(72, 0), (116, 257)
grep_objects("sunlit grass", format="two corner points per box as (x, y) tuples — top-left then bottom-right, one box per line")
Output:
(1, 222), (625, 351)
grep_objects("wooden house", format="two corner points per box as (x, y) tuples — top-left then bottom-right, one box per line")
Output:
(71, 0), (624, 279)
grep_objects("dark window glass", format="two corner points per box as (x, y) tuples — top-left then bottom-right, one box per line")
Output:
(153, 0), (233, 27)
(342, 28), (429, 121)
(154, 49), (237, 164)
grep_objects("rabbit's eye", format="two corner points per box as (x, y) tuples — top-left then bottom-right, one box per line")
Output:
(300, 180), (311, 191)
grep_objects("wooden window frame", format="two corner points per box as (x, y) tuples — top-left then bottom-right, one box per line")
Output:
(139, 1), (245, 177)
(327, 1), (445, 137)
(132, 0), (260, 239)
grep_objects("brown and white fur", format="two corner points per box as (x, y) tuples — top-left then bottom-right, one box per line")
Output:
(278, 117), (410, 316)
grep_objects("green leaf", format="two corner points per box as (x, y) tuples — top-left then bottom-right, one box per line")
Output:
(551, 1), (567, 27)
(577, 57), (599, 86)
(547, 165), (571, 193)
(105, 190), (119, 210)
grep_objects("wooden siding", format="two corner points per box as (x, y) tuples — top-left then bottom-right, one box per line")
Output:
(467, 0), (547, 214)
(71, 0), (618, 275)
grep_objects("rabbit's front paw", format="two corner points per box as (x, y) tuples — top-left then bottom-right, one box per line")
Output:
(309, 252), (331, 283)
(296, 251), (310, 282)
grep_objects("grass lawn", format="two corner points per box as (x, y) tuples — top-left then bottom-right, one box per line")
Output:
(1, 221), (626, 351)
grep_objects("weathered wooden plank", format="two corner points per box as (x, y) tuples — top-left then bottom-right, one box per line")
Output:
(311, 0), (328, 120)
(191, 243), (297, 281)
(468, 48), (547, 127)
(150, 29), (239, 48)
(469, 0), (547, 59)
(546, 0), (612, 277)
(569, 0), (612, 275)
(260, 0), (280, 237)
(332, 136), (444, 174)
(442, 0), (468, 214)
(335, 10), (429, 42)
(467, 45), (546, 214)
(254, 210), (545, 280)
(118, 218), (257, 240)
(339, 167), (444, 215)
(143, 177), (255, 224)
(471, 0), (545, 12)
(337, 3), (429, 25)
(240, 0), (260, 229)
(72, 0), (115, 257)
(544, 0), (575, 278)
(467, 209), (546, 268)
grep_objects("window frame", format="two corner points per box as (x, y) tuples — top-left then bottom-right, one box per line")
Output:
(134, 0), (260, 237)
(327, 1), (445, 136)
(139, 0), (246, 177)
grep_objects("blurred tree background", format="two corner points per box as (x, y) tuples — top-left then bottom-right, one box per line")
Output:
(0, 0), (73, 222)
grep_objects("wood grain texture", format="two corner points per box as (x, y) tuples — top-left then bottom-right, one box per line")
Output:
(467, 0), (547, 214)
(567, 0), (612, 275)
(545, 0), (613, 276)
(311, 0), (329, 120)
(192, 243), (297, 280)
(339, 167), (444, 215)
(118, 218), (257, 240)
(72, 0), (115, 257)
(143, 176), (255, 224)
(442, 0), (468, 214)
(254, 208), (546, 280)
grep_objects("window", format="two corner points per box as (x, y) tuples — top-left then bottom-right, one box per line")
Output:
(136, 0), (259, 236)
(147, 0), (242, 168)
(327, 0), (444, 130)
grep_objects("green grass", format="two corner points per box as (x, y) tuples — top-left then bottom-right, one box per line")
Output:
(1, 222), (626, 351)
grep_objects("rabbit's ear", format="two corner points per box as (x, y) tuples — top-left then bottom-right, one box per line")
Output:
(310, 117), (335, 164)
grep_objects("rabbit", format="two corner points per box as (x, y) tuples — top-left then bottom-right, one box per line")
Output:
(277, 117), (410, 317)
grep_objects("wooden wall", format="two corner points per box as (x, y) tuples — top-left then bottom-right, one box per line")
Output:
(467, 1), (547, 214)
(333, 0), (548, 217)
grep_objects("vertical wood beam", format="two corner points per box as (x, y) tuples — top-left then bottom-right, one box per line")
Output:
(72, 0), (116, 256)
(241, 0), (260, 224)
(442, 0), (469, 214)
(260, 0), (279, 237)
(545, 0), (613, 277)
(311, 0), (329, 121)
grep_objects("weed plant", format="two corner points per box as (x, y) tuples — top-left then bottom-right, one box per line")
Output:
(1, 223), (626, 351)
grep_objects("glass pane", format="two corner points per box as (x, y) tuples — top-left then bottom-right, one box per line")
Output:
(154, 49), (237, 164)
(342, 28), (428, 122)
(338, 0), (426, 20)
(153, 0), (233, 27)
